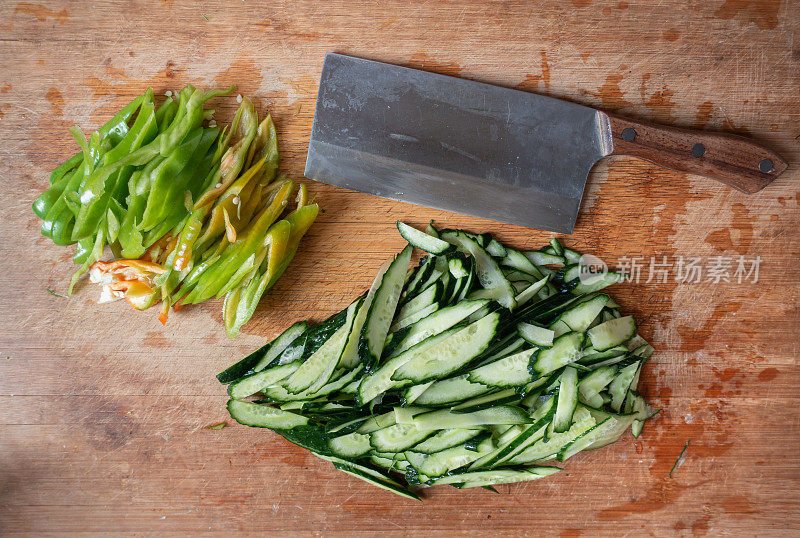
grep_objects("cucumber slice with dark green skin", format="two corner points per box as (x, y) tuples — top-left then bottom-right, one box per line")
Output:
(468, 349), (537, 388)
(552, 366), (578, 433)
(587, 315), (636, 351)
(549, 294), (609, 336)
(328, 431), (371, 458)
(359, 245), (413, 372)
(528, 332), (584, 376)
(388, 298), (490, 359)
(450, 388), (523, 414)
(410, 429), (483, 454)
(608, 361), (640, 412)
(577, 365), (618, 408)
(403, 256), (434, 298)
(429, 467), (561, 489)
(370, 423), (434, 453)
(410, 436), (495, 478)
(397, 221), (455, 255)
(523, 250), (565, 267)
(216, 321), (308, 383)
(412, 374), (493, 407)
(263, 365), (364, 402)
(517, 322), (554, 347)
(227, 400), (309, 429)
(315, 453), (421, 501)
(392, 312), (500, 384)
(411, 405), (533, 431)
(227, 360), (302, 400)
(558, 412), (637, 461)
(440, 230), (516, 310)
(506, 406), (596, 465)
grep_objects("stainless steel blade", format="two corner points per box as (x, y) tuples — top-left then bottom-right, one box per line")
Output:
(305, 53), (612, 233)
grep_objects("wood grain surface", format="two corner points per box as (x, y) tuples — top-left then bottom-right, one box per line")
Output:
(1, 0), (798, 535)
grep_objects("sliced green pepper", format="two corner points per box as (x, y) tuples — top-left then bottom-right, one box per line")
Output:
(180, 180), (294, 304)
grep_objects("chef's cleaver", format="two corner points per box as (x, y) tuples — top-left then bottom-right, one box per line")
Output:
(305, 53), (787, 233)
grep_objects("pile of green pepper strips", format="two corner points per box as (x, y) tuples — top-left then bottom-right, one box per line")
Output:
(33, 85), (319, 337)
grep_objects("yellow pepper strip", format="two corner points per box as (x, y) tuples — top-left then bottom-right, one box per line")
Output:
(193, 98), (258, 209)
(295, 183), (309, 209)
(193, 156), (266, 251)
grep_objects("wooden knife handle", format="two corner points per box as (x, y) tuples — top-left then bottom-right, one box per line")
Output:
(606, 114), (787, 193)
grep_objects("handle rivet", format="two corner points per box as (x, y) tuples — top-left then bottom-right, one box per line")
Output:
(759, 159), (773, 173)
(691, 143), (706, 157)
(621, 127), (636, 142)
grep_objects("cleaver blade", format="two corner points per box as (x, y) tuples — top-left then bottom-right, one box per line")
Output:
(304, 53), (785, 233)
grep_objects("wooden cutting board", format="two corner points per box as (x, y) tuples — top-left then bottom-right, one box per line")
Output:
(1, 0), (798, 535)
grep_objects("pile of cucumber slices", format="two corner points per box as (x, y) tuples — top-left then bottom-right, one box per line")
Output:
(218, 222), (657, 499)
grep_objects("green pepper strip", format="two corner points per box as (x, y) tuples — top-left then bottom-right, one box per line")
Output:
(180, 180), (294, 304)
(193, 155), (266, 253)
(224, 204), (318, 337)
(70, 91), (158, 242)
(138, 126), (216, 232)
(171, 99), (258, 271)
(71, 85), (233, 240)
(193, 97), (257, 209)
(34, 93), (144, 226)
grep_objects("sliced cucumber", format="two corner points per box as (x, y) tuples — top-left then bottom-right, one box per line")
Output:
(217, 321), (309, 383)
(448, 256), (469, 278)
(524, 250), (564, 266)
(514, 276), (550, 307)
(506, 406), (596, 464)
(608, 361), (640, 412)
(429, 466), (560, 488)
(370, 423), (433, 452)
(587, 315), (636, 351)
(329, 431), (371, 458)
(501, 248), (545, 280)
(359, 245), (413, 371)
(283, 299), (360, 394)
(403, 381), (434, 405)
(228, 360), (302, 400)
(529, 331), (584, 375)
(425, 220), (439, 238)
(470, 396), (556, 468)
(411, 429), (483, 454)
(577, 365), (617, 408)
(403, 257), (434, 298)
(413, 374), (493, 406)
(552, 366), (578, 433)
(440, 230), (516, 309)
(356, 410), (397, 434)
(412, 436), (495, 477)
(263, 365), (364, 402)
(412, 405), (532, 431)
(550, 294), (608, 334)
(397, 221), (455, 255)
(392, 312), (500, 384)
(317, 454), (420, 500)
(485, 238), (507, 258)
(468, 349), (537, 388)
(358, 325), (463, 405)
(517, 322), (554, 347)
(227, 400), (309, 429)
(391, 302), (440, 333)
(573, 271), (623, 295)
(451, 388), (522, 414)
(559, 412), (636, 461)
(389, 299), (491, 358)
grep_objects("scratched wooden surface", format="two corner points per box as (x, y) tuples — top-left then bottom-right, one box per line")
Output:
(1, 0), (798, 535)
